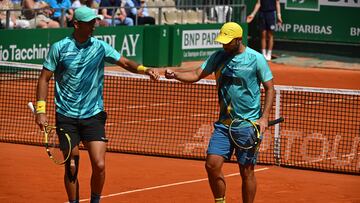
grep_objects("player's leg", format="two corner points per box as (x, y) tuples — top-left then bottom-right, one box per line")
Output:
(56, 112), (81, 203)
(84, 141), (107, 203)
(206, 122), (233, 202)
(239, 164), (256, 203)
(65, 147), (81, 203)
(265, 11), (277, 60)
(267, 30), (274, 59)
(235, 126), (261, 203)
(205, 154), (226, 201)
(80, 111), (108, 203)
(261, 30), (267, 57)
(258, 12), (267, 58)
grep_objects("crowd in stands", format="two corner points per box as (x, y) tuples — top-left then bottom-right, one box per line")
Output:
(1, 0), (232, 29)
(0, 0), (157, 29)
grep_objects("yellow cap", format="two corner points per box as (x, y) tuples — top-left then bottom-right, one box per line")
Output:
(215, 22), (243, 44)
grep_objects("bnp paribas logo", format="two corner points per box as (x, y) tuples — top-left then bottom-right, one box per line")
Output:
(285, 0), (320, 11)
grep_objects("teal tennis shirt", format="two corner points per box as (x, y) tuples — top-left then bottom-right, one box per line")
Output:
(43, 36), (121, 119)
(201, 47), (273, 123)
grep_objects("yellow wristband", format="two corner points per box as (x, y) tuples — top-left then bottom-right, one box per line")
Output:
(136, 65), (148, 74)
(36, 100), (46, 114)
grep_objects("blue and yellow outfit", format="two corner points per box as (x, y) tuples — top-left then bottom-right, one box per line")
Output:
(201, 47), (273, 165)
(44, 36), (121, 119)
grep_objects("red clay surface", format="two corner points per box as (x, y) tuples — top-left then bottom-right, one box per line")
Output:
(1, 61), (360, 203)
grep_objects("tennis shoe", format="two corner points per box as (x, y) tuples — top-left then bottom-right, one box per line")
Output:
(265, 54), (272, 61)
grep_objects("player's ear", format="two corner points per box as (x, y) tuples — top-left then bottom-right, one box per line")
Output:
(73, 20), (79, 29)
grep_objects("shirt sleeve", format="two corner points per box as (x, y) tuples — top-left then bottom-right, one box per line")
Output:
(101, 41), (122, 64)
(200, 51), (222, 75)
(256, 54), (273, 82)
(43, 42), (60, 72)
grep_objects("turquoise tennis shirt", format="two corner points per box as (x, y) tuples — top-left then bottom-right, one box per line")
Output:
(43, 36), (121, 119)
(201, 47), (273, 123)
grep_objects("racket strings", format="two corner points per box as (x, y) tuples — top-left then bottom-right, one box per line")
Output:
(229, 119), (261, 150)
(45, 127), (71, 164)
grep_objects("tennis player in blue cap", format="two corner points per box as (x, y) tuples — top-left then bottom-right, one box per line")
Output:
(165, 22), (274, 203)
(34, 6), (159, 203)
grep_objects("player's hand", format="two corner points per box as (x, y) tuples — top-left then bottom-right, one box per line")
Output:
(256, 117), (268, 134)
(36, 113), (48, 131)
(164, 69), (176, 79)
(146, 68), (160, 81)
(277, 14), (283, 25)
(246, 15), (254, 23)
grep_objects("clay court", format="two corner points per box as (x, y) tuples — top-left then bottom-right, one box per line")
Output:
(0, 60), (360, 202)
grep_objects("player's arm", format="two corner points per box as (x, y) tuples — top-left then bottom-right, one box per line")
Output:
(247, 0), (261, 23)
(276, 0), (283, 24)
(35, 68), (53, 130)
(257, 79), (275, 133)
(115, 56), (160, 80)
(100, 8), (112, 19)
(164, 66), (210, 83)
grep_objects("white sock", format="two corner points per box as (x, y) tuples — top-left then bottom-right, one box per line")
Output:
(267, 50), (272, 59)
(262, 49), (266, 56)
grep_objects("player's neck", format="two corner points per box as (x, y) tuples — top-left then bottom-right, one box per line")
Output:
(228, 44), (246, 57)
(237, 44), (246, 54)
(73, 32), (90, 44)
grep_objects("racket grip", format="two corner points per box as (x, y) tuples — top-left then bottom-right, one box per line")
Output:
(268, 117), (284, 126)
(27, 102), (35, 114)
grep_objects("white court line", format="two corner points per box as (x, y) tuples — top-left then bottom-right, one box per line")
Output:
(75, 167), (269, 202)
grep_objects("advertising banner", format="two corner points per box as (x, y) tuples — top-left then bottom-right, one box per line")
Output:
(0, 26), (144, 64)
(180, 23), (248, 61)
(277, 0), (360, 43)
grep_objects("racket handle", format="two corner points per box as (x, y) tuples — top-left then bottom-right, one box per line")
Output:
(268, 117), (284, 126)
(27, 102), (35, 114)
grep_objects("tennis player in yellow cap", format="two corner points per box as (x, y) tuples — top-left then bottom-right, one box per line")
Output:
(165, 22), (274, 203)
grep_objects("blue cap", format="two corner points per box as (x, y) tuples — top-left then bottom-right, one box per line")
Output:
(74, 6), (101, 22)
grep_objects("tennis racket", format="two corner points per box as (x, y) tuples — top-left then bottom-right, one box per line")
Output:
(229, 117), (284, 150)
(27, 102), (71, 165)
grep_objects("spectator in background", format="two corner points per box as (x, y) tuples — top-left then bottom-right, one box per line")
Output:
(100, 0), (133, 26)
(247, 0), (283, 61)
(71, 0), (108, 26)
(22, 0), (60, 28)
(10, 0), (21, 8)
(44, 0), (74, 27)
(125, 0), (154, 25)
(0, 0), (30, 28)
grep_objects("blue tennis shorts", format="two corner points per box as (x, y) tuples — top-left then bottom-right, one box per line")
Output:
(258, 10), (276, 31)
(207, 121), (261, 165)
